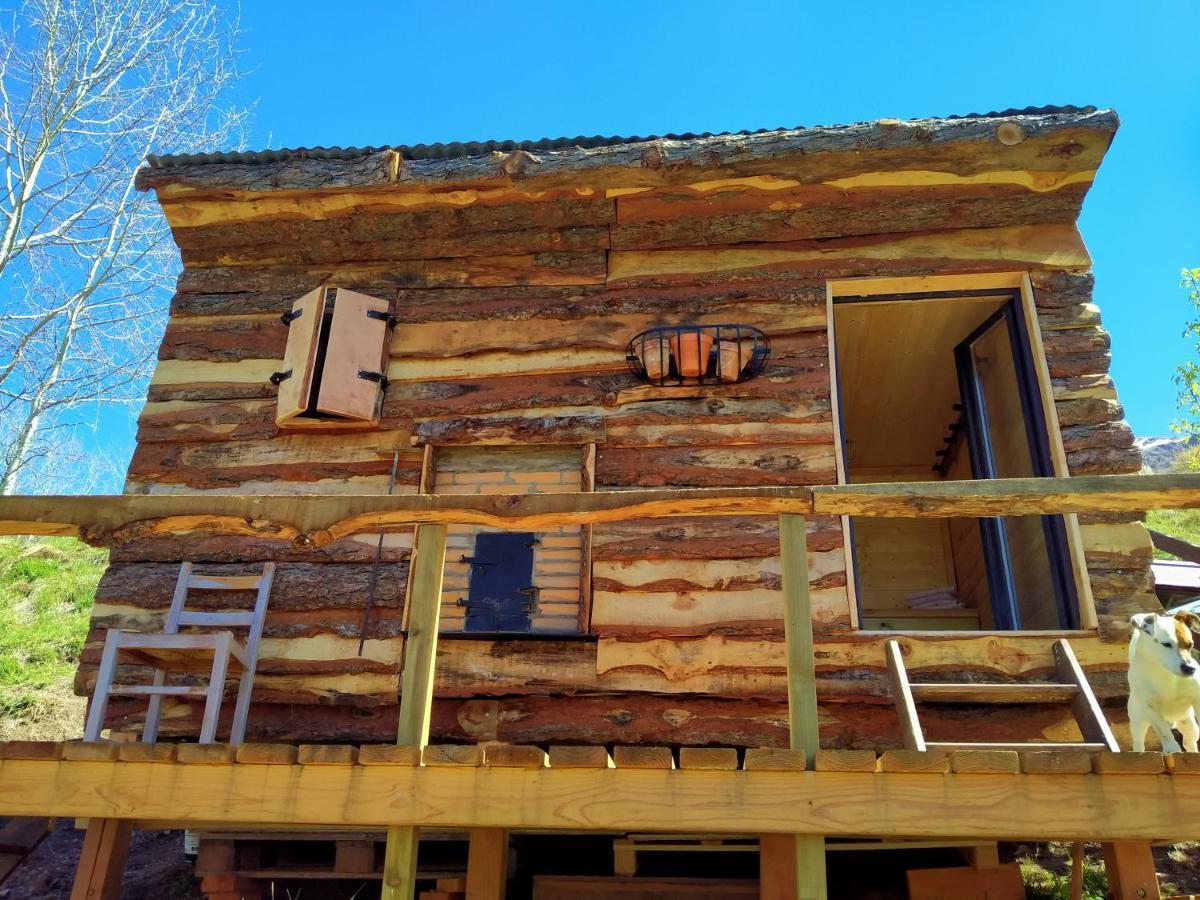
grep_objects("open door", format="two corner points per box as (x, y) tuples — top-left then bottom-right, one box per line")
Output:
(954, 302), (1078, 629)
(833, 288), (1082, 632)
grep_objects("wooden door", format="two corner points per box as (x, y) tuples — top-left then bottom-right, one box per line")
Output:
(954, 302), (1078, 630)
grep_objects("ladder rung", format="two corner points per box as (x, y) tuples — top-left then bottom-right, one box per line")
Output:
(108, 685), (208, 698)
(909, 683), (1079, 704)
(925, 741), (1107, 752)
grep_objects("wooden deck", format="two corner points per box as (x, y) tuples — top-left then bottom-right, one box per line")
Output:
(2, 475), (1197, 898)
(1, 740), (1198, 840)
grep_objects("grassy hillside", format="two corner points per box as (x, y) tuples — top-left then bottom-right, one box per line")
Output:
(0, 537), (106, 741)
(1146, 508), (1200, 558)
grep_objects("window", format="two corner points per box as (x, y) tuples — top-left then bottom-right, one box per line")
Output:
(273, 286), (393, 427)
(829, 277), (1091, 632)
(435, 446), (587, 635)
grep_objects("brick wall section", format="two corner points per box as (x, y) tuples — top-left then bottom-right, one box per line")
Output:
(434, 446), (584, 633)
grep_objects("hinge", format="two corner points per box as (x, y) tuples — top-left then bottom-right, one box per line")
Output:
(269, 369), (293, 386)
(357, 370), (389, 391)
(366, 309), (398, 328)
(280, 308), (303, 326)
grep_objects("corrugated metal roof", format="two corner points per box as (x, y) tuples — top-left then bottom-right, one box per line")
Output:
(144, 105), (1098, 169)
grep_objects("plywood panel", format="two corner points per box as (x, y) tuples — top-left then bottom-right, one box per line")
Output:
(835, 296), (1004, 470)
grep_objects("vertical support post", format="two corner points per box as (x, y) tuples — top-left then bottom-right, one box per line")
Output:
(778, 514), (826, 900)
(70, 818), (133, 900)
(759, 833), (797, 900)
(381, 523), (448, 900)
(1101, 841), (1160, 900)
(465, 827), (508, 900)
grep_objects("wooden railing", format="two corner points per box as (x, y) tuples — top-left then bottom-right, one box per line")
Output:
(3, 473), (1198, 900)
(1, 474), (1198, 544)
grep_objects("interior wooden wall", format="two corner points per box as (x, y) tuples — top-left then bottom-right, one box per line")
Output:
(77, 115), (1157, 747)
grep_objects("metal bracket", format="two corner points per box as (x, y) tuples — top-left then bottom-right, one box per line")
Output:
(269, 369), (292, 386)
(357, 370), (389, 391)
(280, 308), (303, 326)
(367, 309), (398, 328)
(460, 555), (496, 566)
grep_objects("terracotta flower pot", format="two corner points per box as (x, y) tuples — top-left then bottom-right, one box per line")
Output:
(636, 335), (673, 381)
(716, 339), (751, 382)
(669, 331), (715, 377)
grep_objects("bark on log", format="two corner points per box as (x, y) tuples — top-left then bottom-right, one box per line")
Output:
(137, 109), (1117, 197)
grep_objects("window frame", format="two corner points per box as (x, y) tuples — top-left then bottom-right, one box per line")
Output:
(825, 272), (1099, 634)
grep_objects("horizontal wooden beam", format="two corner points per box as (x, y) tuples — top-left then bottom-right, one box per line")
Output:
(0, 752), (1198, 840)
(810, 474), (1200, 517)
(0, 475), (1197, 546)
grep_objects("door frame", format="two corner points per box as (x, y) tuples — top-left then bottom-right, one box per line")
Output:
(824, 272), (1098, 633)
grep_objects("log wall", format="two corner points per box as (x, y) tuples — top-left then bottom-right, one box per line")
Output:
(79, 112), (1156, 746)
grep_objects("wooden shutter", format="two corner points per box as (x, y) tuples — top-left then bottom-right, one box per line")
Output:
(315, 288), (391, 422)
(275, 287), (326, 426)
(464, 532), (536, 633)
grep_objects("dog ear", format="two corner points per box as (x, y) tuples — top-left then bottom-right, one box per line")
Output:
(1174, 609), (1200, 634)
(1131, 612), (1158, 635)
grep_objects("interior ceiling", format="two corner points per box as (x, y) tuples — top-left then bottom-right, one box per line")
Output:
(835, 296), (1007, 473)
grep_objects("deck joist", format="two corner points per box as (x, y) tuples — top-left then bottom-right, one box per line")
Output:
(1, 741), (1198, 841)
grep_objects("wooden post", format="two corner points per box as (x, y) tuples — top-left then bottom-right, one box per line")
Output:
(465, 827), (508, 900)
(381, 523), (448, 900)
(778, 514), (826, 900)
(759, 833), (798, 900)
(1101, 841), (1160, 900)
(70, 818), (133, 900)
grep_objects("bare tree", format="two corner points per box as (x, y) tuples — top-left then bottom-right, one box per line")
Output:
(0, 0), (247, 494)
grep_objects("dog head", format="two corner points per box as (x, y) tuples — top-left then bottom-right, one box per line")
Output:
(1131, 610), (1200, 677)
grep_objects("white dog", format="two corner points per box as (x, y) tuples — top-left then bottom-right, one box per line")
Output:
(1127, 609), (1200, 753)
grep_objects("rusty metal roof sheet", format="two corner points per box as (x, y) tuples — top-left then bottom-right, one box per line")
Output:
(144, 105), (1099, 169)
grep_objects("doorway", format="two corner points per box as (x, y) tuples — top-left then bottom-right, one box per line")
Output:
(832, 289), (1078, 631)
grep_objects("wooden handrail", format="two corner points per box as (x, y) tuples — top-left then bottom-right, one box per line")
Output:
(0, 474), (1197, 546)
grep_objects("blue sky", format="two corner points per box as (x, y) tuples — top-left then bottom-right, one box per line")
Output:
(215, 0), (1198, 438)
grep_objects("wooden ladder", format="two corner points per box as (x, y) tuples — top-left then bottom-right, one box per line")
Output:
(884, 638), (1120, 752)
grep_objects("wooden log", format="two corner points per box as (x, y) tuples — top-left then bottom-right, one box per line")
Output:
(96, 562), (409, 613)
(180, 223), (610, 268)
(591, 515), (842, 561)
(414, 414), (606, 447)
(607, 225), (1090, 287)
(611, 181), (1090, 249)
(173, 196), (614, 252)
(596, 444), (836, 488)
(138, 109), (1117, 197)
(104, 691), (1125, 753)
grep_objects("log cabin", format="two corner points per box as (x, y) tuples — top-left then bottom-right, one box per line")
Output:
(0, 105), (1196, 900)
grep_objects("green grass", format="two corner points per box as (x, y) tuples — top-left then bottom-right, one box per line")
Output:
(1021, 855), (1107, 900)
(0, 537), (106, 739)
(1146, 508), (1200, 559)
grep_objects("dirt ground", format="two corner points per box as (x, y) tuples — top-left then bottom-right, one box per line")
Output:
(0, 820), (201, 900)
